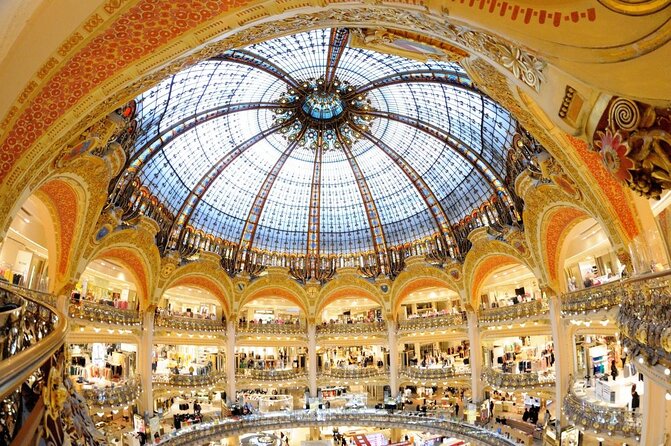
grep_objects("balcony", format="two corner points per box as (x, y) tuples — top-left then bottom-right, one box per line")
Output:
(236, 368), (307, 383)
(0, 283), (68, 445)
(479, 298), (548, 324)
(400, 365), (471, 382)
(398, 313), (466, 333)
(316, 321), (386, 337)
(482, 367), (555, 391)
(79, 376), (141, 409)
(561, 280), (623, 316)
(69, 300), (141, 326)
(237, 322), (306, 337)
(155, 409), (517, 446)
(319, 366), (387, 381)
(153, 371), (226, 388)
(563, 377), (641, 438)
(155, 313), (226, 333)
(618, 270), (671, 378)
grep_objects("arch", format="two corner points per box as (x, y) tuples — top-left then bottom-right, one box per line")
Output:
(82, 220), (161, 308)
(391, 264), (460, 317)
(238, 273), (309, 317)
(468, 254), (526, 308)
(161, 261), (233, 317)
(316, 274), (386, 317)
(540, 205), (590, 288)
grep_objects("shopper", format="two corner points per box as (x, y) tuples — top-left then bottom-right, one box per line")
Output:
(631, 385), (640, 412)
(610, 360), (619, 380)
(544, 409), (551, 427)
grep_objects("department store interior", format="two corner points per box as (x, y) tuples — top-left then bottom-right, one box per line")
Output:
(0, 2), (670, 446)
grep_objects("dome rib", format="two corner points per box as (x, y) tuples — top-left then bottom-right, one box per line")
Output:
(213, 49), (303, 91)
(354, 109), (507, 194)
(123, 102), (283, 182)
(324, 28), (350, 85)
(306, 144), (323, 260)
(353, 123), (458, 256)
(337, 131), (389, 274)
(354, 69), (476, 96)
(167, 120), (290, 252)
(237, 128), (307, 258)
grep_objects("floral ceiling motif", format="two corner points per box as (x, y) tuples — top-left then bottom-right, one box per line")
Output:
(592, 97), (671, 200)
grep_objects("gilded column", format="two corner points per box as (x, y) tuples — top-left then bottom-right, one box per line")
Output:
(547, 288), (572, 427)
(138, 308), (155, 415)
(308, 320), (318, 398)
(466, 310), (483, 403)
(639, 371), (671, 445)
(226, 318), (236, 404)
(387, 317), (399, 397)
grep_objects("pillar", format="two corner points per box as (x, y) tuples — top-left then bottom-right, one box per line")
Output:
(309, 427), (321, 441)
(466, 310), (483, 403)
(387, 318), (399, 397)
(226, 319), (236, 404)
(640, 376), (671, 446)
(390, 428), (402, 443)
(548, 292), (572, 427)
(138, 309), (154, 416)
(225, 436), (239, 446)
(308, 321), (318, 398)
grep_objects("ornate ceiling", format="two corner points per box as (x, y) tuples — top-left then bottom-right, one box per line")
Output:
(114, 28), (526, 277)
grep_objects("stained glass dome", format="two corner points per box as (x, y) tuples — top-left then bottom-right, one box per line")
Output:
(119, 28), (520, 275)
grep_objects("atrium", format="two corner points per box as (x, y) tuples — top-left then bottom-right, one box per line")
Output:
(0, 2), (670, 446)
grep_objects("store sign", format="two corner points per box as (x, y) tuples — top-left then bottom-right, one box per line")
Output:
(133, 413), (145, 433)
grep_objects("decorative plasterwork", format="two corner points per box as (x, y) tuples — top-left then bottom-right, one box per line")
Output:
(237, 270), (310, 316)
(390, 261), (462, 314)
(469, 255), (519, 305)
(591, 97), (671, 200)
(317, 271), (387, 315)
(82, 216), (161, 306)
(542, 207), (588, 283)
(0, 2), (551, 236)
(464, 58), (639, 245)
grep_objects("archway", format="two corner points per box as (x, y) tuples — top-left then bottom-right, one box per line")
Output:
(0, 194), (55, 291)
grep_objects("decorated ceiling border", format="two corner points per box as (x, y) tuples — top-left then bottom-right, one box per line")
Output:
(0, 1), (559, 231)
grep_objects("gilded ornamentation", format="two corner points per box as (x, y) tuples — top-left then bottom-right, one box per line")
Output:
(543, 207), (588, 282)
(592, 96), (671, 199)
(598, 0), (671, 15)
(558, 85), (584, 127)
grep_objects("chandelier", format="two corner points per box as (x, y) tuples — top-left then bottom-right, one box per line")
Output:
(272, 77), (376, 152)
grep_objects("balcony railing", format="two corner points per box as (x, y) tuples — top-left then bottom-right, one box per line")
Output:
(80, 375), (141, 409)
(479, 298), (548, 324)
(563, 377), (641, 438)
(482, 367), (555, 390)
(69, 299), (141, 326)
(153, 371), (226, 388)
(237, 322), (306, 336)
(155, 313), (226, 333)
(316, 321), (386, 336)
(398, 313), (466, 332)
(618, 270), (671, 374)
(156, 409), (517, 446)
(561, 280), (623, 316)
(236, 368), (307, 382)
(400, 365), (471, 381)
(320, 367), (387, 380)
(0, 283), (68, 444)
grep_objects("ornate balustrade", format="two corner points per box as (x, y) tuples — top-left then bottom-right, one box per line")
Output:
(618, 270), (671, 375)
(236, 368), (307, 382)
(482, 367), (555, 391)
(398, 313), (466, 332)
(155, 313), (226, 333)
(153, 371), (226, 388)
(316, 321), (386, 336)
(156, 409), (517, 446)
(0, 283), (68, 444)
(400, 366), (471, 381)
(2, 282), (57, 307)
(320, 367), (387, 380)
(562, 377), (641, 438)
(237, 322), (306, 336)
(561, 280), (623, 316)
(479, 298), (548, 324)
(80, 376), (141, 409)
(69, 300), (141, 326)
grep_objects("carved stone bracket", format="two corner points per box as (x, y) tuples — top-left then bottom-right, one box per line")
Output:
(591, 97), (671, 199)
